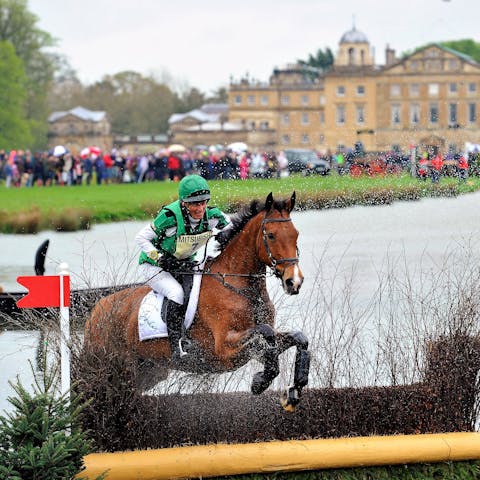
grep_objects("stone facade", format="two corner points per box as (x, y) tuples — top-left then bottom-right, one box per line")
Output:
(228, 28), (480, 154)
(48, 106), (112, 153)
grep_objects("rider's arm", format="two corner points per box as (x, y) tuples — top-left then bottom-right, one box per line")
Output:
(135, 224), (160, 261)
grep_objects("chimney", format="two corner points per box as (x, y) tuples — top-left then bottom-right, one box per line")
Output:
(385, 44), (396, 65)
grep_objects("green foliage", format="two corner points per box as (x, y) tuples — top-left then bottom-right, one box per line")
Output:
(298, 47), (334, 71)
(441, 39), (480, 63)
(0, 365), (102, 479)
(0, 0), (57, 149)
(0, 41), (32, 148)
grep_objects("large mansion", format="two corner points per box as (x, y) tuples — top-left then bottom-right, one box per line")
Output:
(226, 27), (480, 154)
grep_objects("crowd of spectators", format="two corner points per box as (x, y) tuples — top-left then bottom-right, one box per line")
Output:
(1, 146), (478, 188)
(0, 147), (293, 188)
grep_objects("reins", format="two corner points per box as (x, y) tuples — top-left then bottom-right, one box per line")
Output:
(145, 210), (300, 299)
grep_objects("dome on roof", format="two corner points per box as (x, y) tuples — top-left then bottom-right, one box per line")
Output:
(340, 27), (369, 44)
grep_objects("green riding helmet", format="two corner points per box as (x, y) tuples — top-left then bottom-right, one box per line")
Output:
(179, 175), (211, 202)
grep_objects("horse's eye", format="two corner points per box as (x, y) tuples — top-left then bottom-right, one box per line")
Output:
(267, 233), (275, 240)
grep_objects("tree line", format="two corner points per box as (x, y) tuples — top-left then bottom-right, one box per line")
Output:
(2, 0), (480, 152)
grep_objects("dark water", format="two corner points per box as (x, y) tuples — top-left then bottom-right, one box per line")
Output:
(1, 192), (480, 413)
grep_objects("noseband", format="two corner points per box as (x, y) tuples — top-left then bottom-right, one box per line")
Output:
(261, 215), (300, 277)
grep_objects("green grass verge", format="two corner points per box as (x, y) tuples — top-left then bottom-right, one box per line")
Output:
(1, 174), (480, 233)
(212, 461), (480, 479)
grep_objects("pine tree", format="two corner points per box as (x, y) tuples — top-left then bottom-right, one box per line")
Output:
(0, 364), (104, 479)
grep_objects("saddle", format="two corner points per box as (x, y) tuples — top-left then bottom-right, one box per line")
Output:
(137, 272), (202, 341)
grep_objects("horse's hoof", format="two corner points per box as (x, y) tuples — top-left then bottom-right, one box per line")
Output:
(280, 386), (300, 412)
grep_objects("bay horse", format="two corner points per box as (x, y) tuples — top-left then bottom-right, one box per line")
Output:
(84, 192), (310, 410)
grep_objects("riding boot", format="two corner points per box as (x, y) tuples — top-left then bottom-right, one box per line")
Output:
(164, 299), (190, 360)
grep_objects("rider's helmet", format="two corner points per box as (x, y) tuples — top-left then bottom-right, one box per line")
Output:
(179, 175), (211, 203)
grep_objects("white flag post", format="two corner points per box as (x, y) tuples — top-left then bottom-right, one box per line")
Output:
(58, 262), (71, 397)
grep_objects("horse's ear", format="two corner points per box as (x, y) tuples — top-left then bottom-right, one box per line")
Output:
(287, 191), (296, 213)
(265, 192), (274, 212)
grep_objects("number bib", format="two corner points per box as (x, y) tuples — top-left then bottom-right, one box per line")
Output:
(174, 231), (213, 259)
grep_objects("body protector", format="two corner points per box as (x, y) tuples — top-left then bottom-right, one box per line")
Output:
(139, 199), (229, 266)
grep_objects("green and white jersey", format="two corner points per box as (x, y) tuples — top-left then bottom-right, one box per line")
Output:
(137, 199), (230, 265)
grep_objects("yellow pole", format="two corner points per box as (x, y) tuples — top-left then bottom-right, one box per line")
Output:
(80, 432), (480, 480)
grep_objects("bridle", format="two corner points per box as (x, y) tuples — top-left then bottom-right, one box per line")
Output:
(261, 214), (300, 278)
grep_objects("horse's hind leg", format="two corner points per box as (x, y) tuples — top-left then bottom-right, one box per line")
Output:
(276, 330), (310, 411)
(249, 324), (280, 395)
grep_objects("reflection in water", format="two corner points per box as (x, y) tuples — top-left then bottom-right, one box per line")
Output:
(1, 192), (480, 413)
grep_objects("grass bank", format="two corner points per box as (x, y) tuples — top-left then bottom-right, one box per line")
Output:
(1, 174), (480, 233)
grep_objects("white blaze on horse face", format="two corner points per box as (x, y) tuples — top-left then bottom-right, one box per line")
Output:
(282, 263), (303, 295)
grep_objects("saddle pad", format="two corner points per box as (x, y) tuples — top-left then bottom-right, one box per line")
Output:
(138, 272), (202, 341)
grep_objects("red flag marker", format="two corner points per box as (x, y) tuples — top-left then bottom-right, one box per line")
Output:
(16, 275), (70, 308)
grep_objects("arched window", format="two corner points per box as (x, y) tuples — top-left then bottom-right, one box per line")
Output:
(348, 47), (355, 65)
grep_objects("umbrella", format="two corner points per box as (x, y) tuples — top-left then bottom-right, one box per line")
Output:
(80, 147), (90, 159)
(88, 146), (101, 159)
(168, 144), (186, 153)
(53, 145), (68, 157)
(227, 142), (248, 153)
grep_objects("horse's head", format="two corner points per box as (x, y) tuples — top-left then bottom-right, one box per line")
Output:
(258, 192), (304, 295)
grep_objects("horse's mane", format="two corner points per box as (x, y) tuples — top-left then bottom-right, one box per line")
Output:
(215, 198), (288, 251)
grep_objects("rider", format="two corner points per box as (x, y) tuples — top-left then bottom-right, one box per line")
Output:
(135, 174), (230, 360)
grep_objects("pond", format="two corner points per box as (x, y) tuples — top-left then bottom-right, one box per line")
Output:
(1, 192), (480, 413)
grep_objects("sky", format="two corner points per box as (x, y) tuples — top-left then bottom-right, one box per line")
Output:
(28, 0), (479, 95)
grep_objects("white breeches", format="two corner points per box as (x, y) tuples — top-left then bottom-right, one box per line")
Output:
(138, 263), (184, 304)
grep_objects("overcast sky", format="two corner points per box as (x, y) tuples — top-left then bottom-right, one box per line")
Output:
(29, 0), (479, 95)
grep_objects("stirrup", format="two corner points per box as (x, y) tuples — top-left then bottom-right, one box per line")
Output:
(178, 337), (192, 358)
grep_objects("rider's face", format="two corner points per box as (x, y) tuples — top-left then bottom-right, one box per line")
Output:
(183, 200), (208, 219)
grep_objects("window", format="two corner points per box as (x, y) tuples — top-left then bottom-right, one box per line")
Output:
(428, 83), (439, 96)
(356, 85), (365, 96)
(390, 84), (401, 97)
(234, 95), (242, 105)
(449, 103), (458, 125)
(409, 83), (419, 97)
(468, 103), (477, 123)
(336, 105), (346, 125)
(301, 95), (309, 105)
(356, 105), (365, 124)
(410, 60), (420, 71)
(410, 104), (420, 125)
(301, 113), (309, 125)
(319, 111), (325, 124)
(448, 83), (458, 94)
(319, 134), (325, 144)
(391, 104), (401, 125)
(260, 95), (268, 105)
(247, 95), (255, 105)
(448, 59), (459, 70)
(301, 134), (310, 144)
(281, 134), (290, 145)
(336, 86), (345, 96)
(319, 95), (325, 105)
(468, 82), (477, 94)
(429, 103), (439, 123)
(281, 113), (290, 126)
(259, 121), (269, 130)
(281, 95), (290, 105)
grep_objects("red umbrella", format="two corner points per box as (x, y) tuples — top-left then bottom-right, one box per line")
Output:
(80, 147), (90, 159)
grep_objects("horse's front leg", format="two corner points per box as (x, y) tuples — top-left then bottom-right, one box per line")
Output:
(247, 324), (280, 395)
(276, 330), (310, 411)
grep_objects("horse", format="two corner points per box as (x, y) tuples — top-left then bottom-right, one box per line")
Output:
(84, 192), (310, 411)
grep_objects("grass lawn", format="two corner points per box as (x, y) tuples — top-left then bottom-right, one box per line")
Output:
(1, 173), (479, 230)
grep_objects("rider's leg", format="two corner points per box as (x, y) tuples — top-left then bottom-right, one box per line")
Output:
(139, 264), (189, 359)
